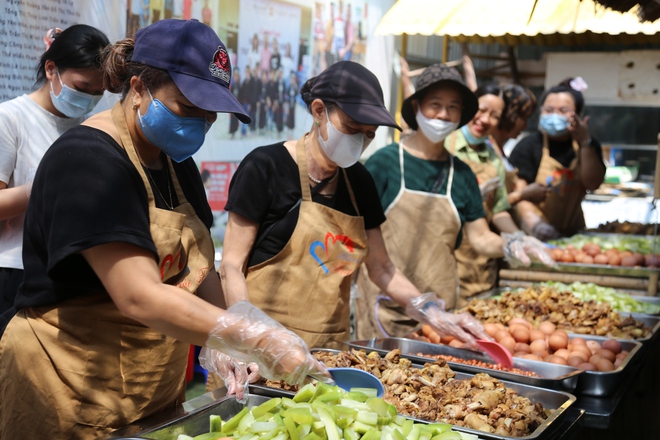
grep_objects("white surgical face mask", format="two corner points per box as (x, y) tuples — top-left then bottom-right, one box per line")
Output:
(415, 111), (459, 144)
(50, 70), (102, 118)
(318, 108), (372, 168)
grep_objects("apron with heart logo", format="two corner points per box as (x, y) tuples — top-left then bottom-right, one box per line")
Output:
(0, 103), (215, 439)
(246, 136), (367, 349)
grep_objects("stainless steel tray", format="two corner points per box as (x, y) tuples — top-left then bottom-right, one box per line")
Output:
(308, 348), (576, 440)
(346, 338), (582, 392)
(568, 335), (643, 397)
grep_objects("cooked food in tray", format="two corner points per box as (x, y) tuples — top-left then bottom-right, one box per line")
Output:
(459, 286), (651, 340)
(262, 349), (551, 437)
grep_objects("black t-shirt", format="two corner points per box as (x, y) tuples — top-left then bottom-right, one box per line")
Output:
(509, 131), (605, 183)
(225, 142), (386, 266)
(5, 125), (212, 327)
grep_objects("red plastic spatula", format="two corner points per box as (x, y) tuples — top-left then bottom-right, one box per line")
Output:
(476, 339), (514, 368)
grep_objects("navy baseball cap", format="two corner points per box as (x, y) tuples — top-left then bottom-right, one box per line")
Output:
(303, 61), (401, 130)
(132, 19), (250, 123)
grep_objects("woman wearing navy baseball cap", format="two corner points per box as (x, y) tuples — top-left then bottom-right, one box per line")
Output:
(0, 19), (330, 439)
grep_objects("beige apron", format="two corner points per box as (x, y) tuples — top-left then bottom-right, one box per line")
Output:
(489, 136), (519, 194)
(447, 133), (499, 305)
(0, 103), (215, 440)
(355, 143), (461, 340)
(534, 134), (586, 236)
(207, 136), (368, 392)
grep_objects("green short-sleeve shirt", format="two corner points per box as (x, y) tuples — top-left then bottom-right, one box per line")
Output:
(445, 129), (511, 215)
(365, 142), (485, 248)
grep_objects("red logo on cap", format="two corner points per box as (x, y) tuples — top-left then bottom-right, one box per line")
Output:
(209, 46), (230, 84)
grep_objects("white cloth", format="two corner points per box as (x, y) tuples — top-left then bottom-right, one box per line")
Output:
(0, 94), (82, 269)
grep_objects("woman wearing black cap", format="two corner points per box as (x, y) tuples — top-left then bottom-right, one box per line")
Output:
(509, 78), (605, 240)
(213, 61), (491, 394)
(355, 64), (552, 341)
(0, 20), (330, 439)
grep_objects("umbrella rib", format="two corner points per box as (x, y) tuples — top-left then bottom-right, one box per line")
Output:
(527, 0), (539, 25)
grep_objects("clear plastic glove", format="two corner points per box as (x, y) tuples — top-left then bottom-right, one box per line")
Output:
(530, 221), (560, 241)
(502, 231), (557, 268)
(205, 301), (333, 386)
(405, 293), (491, 350)
(199, 348), (260, 402)
(478, 177), (501, 198)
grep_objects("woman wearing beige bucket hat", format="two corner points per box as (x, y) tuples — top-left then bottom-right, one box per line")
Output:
(355, 64), (554, 342)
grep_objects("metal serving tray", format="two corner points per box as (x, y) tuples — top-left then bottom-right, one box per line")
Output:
(566, 335), (643, 397)
(346, 338), (582, 392)
(308, 349), (576, 440)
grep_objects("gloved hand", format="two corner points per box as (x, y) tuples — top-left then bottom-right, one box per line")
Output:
(199, 348), (260, 402)
(478, 177), (501, 198)
(502, 231), (557, 268)
(406, 293), (492, 350)
(205, 301), (333, 386)
(530, 221), (560, 241)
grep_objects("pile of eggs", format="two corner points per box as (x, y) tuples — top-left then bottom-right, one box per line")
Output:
(548, 243), (658, 267)
(484, 318), (630, 372)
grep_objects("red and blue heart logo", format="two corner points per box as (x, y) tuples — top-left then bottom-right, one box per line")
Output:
(309, 232), (360, 276)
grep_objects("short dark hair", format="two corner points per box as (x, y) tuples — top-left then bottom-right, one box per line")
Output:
(35, 24), (109, 85)
(539, 78), (584, 115)
(474, 84), (502, 100)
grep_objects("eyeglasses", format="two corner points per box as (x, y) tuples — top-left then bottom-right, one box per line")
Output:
(541, 105), (574, 115)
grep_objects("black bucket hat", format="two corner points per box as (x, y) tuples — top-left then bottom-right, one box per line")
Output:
(401, 63), (478, 130)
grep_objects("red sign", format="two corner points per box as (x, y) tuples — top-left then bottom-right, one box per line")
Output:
(200, 161), (239, 211)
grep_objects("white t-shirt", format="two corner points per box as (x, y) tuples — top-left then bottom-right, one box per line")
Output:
(0, 94), (82, 269)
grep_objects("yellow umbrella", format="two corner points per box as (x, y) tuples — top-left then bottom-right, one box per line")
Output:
(376, 0), (660, 45)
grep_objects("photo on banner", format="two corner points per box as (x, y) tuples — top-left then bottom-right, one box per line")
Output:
(121, 0), (371, 253)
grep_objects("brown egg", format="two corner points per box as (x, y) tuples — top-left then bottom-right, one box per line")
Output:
(499, 336), (517, 354)
(530, 329), (546, 341)
(560, 252), (575, 263)
(417, 336), (430, 343)
(566, 245), (576, 252)
(621, 256), (638, 267)
(538, 321), (556, 335)
(548, 334), (568, 352)
(570, 337), (587, 346)
(646, 254), (660, 268)
(429, 332), (441, 344)
(614, 358), (623, 368)
(508, 318), (531, 329)
(522, 354), (542, 361)
(582, 255), (594, 264)
(594, 254), (609, 265)
(448, 339), (464, 348)
(596, 358), (615, 372)
(440, 335), (455, 344)
(530, 339), (548, 353)
(495, 329), (510, 342)
(604, 248), (619, 258)
(589, 354), (603, 365)
(550, 248), (564, 261)
(553, 330), (569, 342)
(620, 250), (633, 259)
(515, 342), (532, 353)
(546, 355), (567, 365)
(608, 254), (622, 266)
(532, 350), (549, 359)
(596, 349), (616, 362)
(494, 323), (506, 331)
(567, 356), (585, 367)
(573, 251), (586, 263)
(633, 253), (645, 266)
(584, 244), (601, 256)
(553, 348), (571, 360)
(512, 327), (530, 343)
(586, 340), (601, 354)
(616, 350), (629, 360)
(483, 323), (499, 338)
(513, 352), (528, 358)
(577, 362), (597, 371)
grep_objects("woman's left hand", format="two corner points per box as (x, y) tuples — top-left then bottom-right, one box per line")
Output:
(568, 114), (590, 145)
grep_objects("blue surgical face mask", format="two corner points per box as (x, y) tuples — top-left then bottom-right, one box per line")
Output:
(461, 124), (488, 145)
(539, 113), (570, 137)
(137, 89), (213, 163)
(50, 70), (102, 118)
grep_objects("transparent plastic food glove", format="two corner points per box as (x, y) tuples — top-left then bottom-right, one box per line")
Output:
(199, 349), (260, 402)
(405, 293), (491, 350)
(205, 301), (333, 386)
(502, 231), (557, 268)
(478, 177), (501, 198)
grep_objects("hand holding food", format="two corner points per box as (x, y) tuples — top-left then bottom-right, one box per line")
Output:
(205, 301), (332, 385)
(405, 293), (490, 350)
(199, 349), (260, 401)
(520, 182), (550, 204)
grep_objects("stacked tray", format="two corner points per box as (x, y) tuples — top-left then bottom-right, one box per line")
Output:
(345, 338), (582, 392)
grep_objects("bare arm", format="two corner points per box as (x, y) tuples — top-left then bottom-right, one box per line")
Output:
(491, 211), (519, 234)
(463, 218), (504, 258)
(569, 115), (605, 191)
(460, 43), (478, 92)
(82, 242), (223, 346)
(218, 211), (259, 306)
(196, 268), (227, 309)
(363, 227), (420, 307)
(0, 183), (30, 221)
